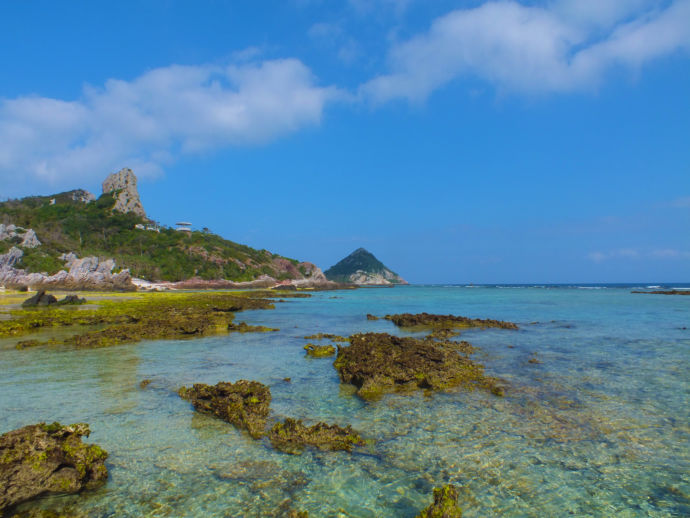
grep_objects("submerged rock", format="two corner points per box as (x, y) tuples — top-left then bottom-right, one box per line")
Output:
(416, 485), (462, 518)
(385, 313), (518, 330)
(304, 344), (336, 357)
(334, 333), (499, 400)
(0, 423), (108, 513)
(178, 381), (271, 439)
(269, 418), (364, 454)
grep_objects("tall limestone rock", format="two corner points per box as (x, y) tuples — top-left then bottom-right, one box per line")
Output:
(102, 168), (146, 218)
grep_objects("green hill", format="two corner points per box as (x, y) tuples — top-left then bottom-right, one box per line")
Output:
(324, 248), (407, 285)
(0, 181), (317, 284)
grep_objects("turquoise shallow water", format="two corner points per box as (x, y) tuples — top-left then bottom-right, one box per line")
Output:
(1, 286), (689, 517)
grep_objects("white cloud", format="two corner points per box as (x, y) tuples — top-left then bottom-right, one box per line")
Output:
(0, 59), (340, 193)
(362, 0), (690, 102)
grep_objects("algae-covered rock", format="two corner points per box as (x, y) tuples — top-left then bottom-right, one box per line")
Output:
(178, 381), (271, 439)
(0, 422), (108, 513)
(366, 314), (379, 320)
(269, 418), (364, 454)
(303, 333), (348, 342)
(304, 344), (336, 357)
(334, 333), (497, 400)
(416, 485), (462, 518)
(385, 313), (518, 331)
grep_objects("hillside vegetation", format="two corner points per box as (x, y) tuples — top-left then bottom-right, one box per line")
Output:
(0, 191), (307, 282)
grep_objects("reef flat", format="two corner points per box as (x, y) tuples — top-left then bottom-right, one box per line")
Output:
(0, 289), (298, 349)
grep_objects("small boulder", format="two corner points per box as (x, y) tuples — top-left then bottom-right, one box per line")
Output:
(416, 485), (462, 518)
(178, 381), (271, 439)
(366, 314), (379, 320)
(56, 295), (87, 306)
(21, 290), (58, 308)
(269, 418), (364, 454)
(0, 422), (108, 513)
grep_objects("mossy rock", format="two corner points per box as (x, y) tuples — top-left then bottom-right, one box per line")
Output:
(416, 485), (462, 518)
(178, 380), (271, 439)
(303, 344), (335, 358)
(385, 312), (518, 331)
(269, 418), (364, 454)
(0, 422), (108, 513)
(334, 333), (502, 400)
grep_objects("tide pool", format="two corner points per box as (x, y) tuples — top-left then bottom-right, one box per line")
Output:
(1, 286), (688, 517)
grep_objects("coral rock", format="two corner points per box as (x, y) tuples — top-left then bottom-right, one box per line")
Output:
(178, 380), (271, 439)
(416, 485), (462, 518)
(0, 422), (108, 513)
(269, 418), (364, 454)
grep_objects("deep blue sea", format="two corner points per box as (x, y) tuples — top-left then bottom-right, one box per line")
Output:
(1, 285), (689, 517)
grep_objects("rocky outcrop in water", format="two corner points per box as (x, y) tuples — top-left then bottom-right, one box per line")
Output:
(178, 381), (271, 439)
(304, 344), (336, 357)
(0, 249), (133, 291)
(385, 313), (518, 331)
(416, 485), (462, 518)
(334, 333), (503, 400)
(102, 168), (146, 218)
(269, 418), (364, 454)
(0, 422), (108, 513)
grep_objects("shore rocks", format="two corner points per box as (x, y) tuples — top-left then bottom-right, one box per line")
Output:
(102, 168), (146, 218)
(334, 333), (497, 400)
(269, 418), (364, 454)
(0, 423), (108, 513)
(178, 381), (271, 439)
(385, 313), (518, 331)
(304, 344), (336, 357)
(0, 249), (134, 291)
(416, 485), (462, 518)
(0, 225), (41, 249)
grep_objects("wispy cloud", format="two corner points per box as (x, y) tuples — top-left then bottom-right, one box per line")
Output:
(0, 59), (341, 192)
(362, 0), (690, 102)
(588, 248), (690, 262)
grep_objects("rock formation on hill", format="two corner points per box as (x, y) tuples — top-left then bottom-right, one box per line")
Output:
(324, 248), (407, 285)
(102, 167), (146, 217)
(0, 248), (134, 290)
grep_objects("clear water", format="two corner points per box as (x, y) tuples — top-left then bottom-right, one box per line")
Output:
(1, 286), (689, 517)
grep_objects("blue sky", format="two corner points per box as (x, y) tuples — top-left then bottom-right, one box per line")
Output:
(1, 0), (689, 283)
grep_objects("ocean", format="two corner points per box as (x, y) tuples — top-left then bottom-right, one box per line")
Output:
(1, 285), (688, 517)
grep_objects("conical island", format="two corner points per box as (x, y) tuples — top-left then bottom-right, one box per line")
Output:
(324, 248), (407, 285)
